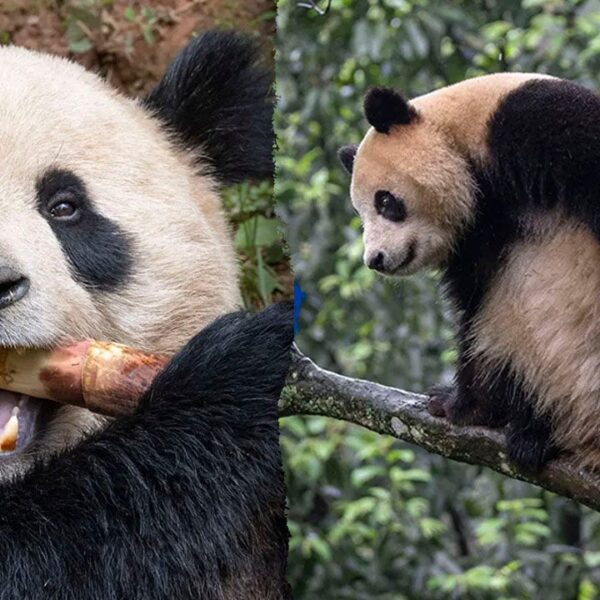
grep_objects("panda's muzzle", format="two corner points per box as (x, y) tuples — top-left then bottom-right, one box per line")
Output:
(395, 242), (417, 271)
(0, 266), (29, 309)
(367, 242), (417, 275)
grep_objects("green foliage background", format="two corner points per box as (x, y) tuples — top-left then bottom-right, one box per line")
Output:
(276, 0), (600, 598)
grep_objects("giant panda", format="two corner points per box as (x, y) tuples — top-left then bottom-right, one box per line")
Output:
(338, 74), (600, 473)
(0, 31), (293, 599)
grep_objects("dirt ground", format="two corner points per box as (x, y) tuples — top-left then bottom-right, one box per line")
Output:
(0, 0), (275, 94)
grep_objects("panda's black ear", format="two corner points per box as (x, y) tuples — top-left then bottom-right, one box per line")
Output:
(364, 87), (418, 133)
(337, 145), (358, 174)
(143, 31), (273, 185)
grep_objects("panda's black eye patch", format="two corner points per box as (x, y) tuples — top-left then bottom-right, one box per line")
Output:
(36, 169), (133, 292)
(374, 190), (406, 222)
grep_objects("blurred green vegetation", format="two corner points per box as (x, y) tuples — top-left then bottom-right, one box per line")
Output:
(276, 0), (600, 597)
(223, 181), (291, 309)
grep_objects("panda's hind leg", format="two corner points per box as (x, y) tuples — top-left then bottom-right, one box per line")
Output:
(505, 403), (558, 472)
(488, 367), (558, 471)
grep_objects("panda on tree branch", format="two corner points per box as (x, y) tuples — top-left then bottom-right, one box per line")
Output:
(339, 74), (600, 475)
(0, 32), (292, 599)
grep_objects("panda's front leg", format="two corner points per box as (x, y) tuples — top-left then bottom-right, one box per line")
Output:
(0, 303), (294, 600)
(428, 351), (510, 428)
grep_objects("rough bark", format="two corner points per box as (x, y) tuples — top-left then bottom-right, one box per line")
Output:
(280, 348), (600, 513)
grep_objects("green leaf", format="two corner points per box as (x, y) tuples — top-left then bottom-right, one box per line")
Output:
(579, 579), (598, 600)
(303, 535), (332, 561)
(68, 37), (93, 53)
(476, 518), (504, 546)
(351, 465), (385, 487)
(68, 6), (100, 28)
(420, 517), (446, 538)
(235, 216), (282, 249)
(143, 27), (156, 46)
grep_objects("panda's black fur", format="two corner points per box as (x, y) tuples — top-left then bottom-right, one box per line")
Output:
(0, 302), (294, 600)
(0, 31), (292, 599)
(344, 75), (600, 473)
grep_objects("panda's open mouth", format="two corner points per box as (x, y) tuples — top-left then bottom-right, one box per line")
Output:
(0, 392), (48, 455)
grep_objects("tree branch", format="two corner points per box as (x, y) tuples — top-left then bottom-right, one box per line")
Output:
(280, 349), (600, 512)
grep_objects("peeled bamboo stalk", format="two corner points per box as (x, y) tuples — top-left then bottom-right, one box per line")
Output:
(0, 341), (169, 417)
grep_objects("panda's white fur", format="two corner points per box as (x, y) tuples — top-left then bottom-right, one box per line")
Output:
(351, 121), (475, 275)
(0, 46), (239, 477)
(469, 214), (600, 468)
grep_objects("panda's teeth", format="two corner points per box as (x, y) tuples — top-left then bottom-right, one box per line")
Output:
(0, 413), (18, 452)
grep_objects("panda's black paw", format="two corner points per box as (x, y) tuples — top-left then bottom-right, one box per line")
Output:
(427, 385), (457, 420)
(428, 385), (498, 427)
(145, 302), (294, 408)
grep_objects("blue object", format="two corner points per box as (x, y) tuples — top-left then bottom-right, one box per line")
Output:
(293, 280), (306, 334)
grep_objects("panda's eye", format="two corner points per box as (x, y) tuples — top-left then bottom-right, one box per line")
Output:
(48, 193), (79, 221)
(374, 190), (406, 222)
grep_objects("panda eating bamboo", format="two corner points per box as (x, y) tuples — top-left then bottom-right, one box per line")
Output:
(0, 31), (293, 599)
(339, 74), (600, 474)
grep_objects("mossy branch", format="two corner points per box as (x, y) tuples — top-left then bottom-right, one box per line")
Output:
(279, 348), (600, 512)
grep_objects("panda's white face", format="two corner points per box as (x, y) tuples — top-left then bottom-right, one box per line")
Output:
(349, 118), (475, 277)
(0, 46), (241, 478)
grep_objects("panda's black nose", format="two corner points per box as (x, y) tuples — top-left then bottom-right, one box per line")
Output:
(367, 252), (386, 272)
(0, 267), (29, 309)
